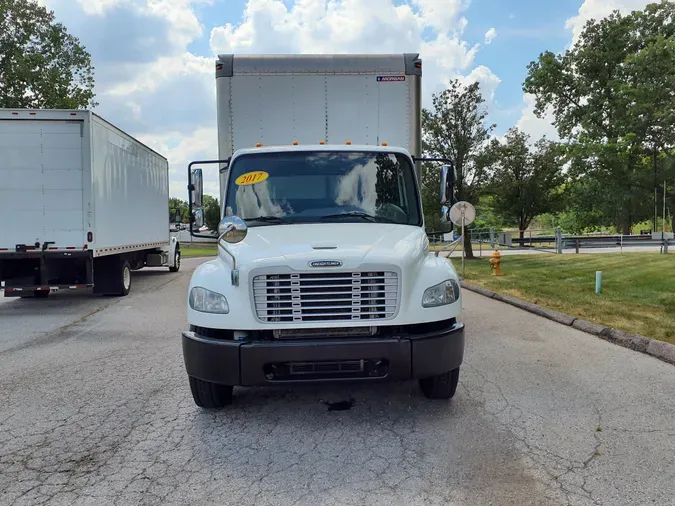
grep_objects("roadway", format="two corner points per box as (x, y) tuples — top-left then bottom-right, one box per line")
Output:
(1, 258), (674, 505)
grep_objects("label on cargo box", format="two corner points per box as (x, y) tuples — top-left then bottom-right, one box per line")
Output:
(235, 171), (269, 186)
(377, 76), (406, 82)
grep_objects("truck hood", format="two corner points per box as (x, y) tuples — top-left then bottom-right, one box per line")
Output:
(226, 223), (429, 272)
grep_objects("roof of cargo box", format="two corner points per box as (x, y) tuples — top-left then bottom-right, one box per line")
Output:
(216, 53), (422, 78)
(230, 143), (413, 160)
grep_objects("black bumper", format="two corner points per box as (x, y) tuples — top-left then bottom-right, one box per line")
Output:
(182, 322), (465, 387)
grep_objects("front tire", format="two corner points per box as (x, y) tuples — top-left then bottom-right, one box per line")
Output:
(419, 367), (460, 400)
(189, 376), (233, 408)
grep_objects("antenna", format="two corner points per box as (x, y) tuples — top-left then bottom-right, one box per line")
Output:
(449, 201), (476, 280)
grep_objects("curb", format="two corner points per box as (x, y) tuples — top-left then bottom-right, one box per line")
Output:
(460, 281), (675, 367)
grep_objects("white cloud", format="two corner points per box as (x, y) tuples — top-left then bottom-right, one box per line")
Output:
(72, 0), (121, 15)
(515, 93), (559, 142)
(484, 27), (496, 44)
(565, 0), (651, 43)
(458, 65), (501, 110)
(104, 53), (212, 96)
(411, 0), (470, 32)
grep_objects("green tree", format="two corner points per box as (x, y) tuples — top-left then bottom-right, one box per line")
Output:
(169, 198), (188, 223)
(486, 129), (566, 238)
(0, 0), (97, 108)
(202, 195), (221, 232)
(620, 32), (675, 232)
(421, 80), (495, 258)
(523, 1), (675, 233)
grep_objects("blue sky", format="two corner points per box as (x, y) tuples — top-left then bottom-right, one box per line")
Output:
(37, 0), (651, 197)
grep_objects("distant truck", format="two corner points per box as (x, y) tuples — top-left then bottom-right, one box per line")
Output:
(182, 53), (464, 408)
(0, 109), (180, 298)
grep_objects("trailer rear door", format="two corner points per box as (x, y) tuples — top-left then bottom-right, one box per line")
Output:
(0, 119), (85, 250)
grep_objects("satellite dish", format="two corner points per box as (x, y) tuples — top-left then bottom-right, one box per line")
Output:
(449, 201), (476, 227)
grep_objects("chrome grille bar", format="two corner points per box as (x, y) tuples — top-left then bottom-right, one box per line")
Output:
(253, 271), (399, 323)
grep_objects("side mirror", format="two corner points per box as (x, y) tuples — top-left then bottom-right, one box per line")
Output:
(174, 209), (182, 224)
(440, 164), (457, 204)
(191, 167), (203, 207)
(191, 208), (204, 230)
(440, 205), (449, 223)
(440, 165), (450, 204)
(218, 216), (247, 244)
(190, 168), (204, 231)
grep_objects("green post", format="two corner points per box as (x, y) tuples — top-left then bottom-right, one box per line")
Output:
(595, 271), (602, 294)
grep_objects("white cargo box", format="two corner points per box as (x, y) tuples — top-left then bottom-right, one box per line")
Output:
(0, 109), (170, 256)
(214, 53), (423, 201)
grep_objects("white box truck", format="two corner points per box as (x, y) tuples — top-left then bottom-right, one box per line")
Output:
(182, 53), (464, 408)
(0, 109), (181, 298)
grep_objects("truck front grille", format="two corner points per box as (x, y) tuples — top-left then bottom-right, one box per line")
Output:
(253, 271), (399, 323)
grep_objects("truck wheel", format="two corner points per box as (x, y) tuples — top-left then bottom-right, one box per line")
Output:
(188, 376), (233, 408)
(111, 259), (132, 296)
(34, 290), (50, 299)
(169, 248), (181, 272)
(419, 367), (460, 400)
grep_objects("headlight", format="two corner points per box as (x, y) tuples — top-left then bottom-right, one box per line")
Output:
(189, 287), (229, 314)
(422, 279), (460, 308)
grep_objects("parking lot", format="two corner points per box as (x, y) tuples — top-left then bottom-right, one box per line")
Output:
(1, 258), (674, 506)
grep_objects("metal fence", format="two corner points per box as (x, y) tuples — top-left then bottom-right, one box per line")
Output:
(428, 227), (674, 255)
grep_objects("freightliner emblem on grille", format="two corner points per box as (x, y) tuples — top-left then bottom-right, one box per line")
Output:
(309, 260), (343, 268)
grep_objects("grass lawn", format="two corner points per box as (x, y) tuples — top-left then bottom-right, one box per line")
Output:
(451, 253), (675, 345)
(181, 244), (217, 258)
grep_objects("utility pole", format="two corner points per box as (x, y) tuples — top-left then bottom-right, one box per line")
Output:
(655, 187), (658, 231)
(664, 181), (667, 235)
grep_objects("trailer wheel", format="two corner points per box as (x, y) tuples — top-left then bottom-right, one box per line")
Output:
(169, 248), (181, 273)
(34, 290), (50, 299)
(188, 376), (233, 408)
(419, 367), (460, 400)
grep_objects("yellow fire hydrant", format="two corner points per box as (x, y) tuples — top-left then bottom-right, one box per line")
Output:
(489, 249), (503, 276)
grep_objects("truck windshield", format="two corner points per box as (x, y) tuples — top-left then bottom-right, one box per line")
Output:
(224, 151), (421, 226)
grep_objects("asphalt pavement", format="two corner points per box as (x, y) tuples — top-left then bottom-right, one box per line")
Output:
(1, 258), (674, 506)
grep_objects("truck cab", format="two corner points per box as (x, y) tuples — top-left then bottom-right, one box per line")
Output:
(181, 54), (464, 408)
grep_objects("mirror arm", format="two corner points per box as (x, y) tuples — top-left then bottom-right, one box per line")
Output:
(217, 226), (239, 286)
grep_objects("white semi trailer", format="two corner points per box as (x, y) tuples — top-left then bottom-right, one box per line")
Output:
(182, 53), (463, 408)
(0, 109), (180, 298)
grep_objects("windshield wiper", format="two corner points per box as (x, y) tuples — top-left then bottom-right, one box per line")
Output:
(320, 212), (395, 223)
(246, 216), (288, 224)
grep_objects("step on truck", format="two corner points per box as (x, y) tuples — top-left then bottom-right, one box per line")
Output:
(182, 53), (464, 407)
(0, 109), (180, 298)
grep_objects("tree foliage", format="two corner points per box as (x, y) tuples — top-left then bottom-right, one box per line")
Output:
(0, 0), (97, 109)
(169, 198), (188, 223)
(202, 195), (221, 232)
(523, 1), (675, 233)
(486, 128), (566, 236)
(421, 80), (495, 257)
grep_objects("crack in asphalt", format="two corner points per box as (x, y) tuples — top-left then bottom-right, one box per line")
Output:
(461, 360), (608, 506)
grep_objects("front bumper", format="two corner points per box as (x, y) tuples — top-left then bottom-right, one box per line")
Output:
(181, 321), (465, 386)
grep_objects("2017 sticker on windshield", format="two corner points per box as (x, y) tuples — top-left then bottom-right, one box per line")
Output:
(235, 171), (269, 186)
